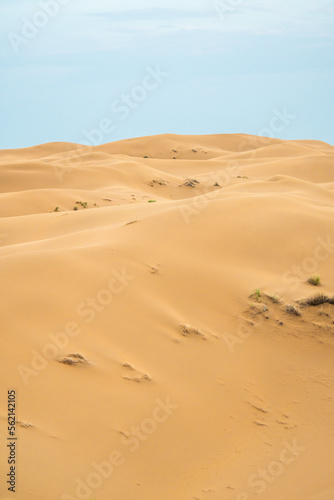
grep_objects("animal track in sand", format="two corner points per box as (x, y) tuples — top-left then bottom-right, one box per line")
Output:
(123, 374), (151, 383)
(150, 266), (160, 274)
(121, 362), (151, 382)
(248, 402), (269, 414)
(122, 362), (135, 370)
(16, 421), (34, 428)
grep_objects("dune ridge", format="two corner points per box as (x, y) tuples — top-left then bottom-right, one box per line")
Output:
(0, 133), (334, 500)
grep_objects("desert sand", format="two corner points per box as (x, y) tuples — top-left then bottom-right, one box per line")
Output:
(0, 133), (334, 500)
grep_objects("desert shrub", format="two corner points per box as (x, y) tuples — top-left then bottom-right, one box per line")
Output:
(299, 294), (334, 306)
(307, 275), (321, 286)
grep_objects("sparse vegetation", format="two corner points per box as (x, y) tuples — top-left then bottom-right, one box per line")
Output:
(214, 182), (220, 187)
(58, 353), (89, 366)
(182, 179), (199, 188)
(143, 155), (149, 158)
(54, 206), (59, 212)
(75, 201), (88, 209)
(285, 304), (301, 316)
(180, 324), (206, 339)
(299, 293), (334, 307)
(74, 206), (78, 211)
(249, 289), (262, 301)
(307, 275), (321, 286)
(267, 293), (281, 304)
(248, 302), (268, 314)
(148, 200), (157, 203)
(150, 179), (167, 186)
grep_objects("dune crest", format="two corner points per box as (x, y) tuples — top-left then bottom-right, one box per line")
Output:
(0, 134), (334, 500)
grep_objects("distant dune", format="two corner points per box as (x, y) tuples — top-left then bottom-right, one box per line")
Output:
(0, 134), (334, 500)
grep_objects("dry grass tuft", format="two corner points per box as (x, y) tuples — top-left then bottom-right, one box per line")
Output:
(285, 304), (301, 316)
(180, 324), (206, 339)
(57, 353), (89, 366)
(266, 293), (281, 304)
(299, 294), (334, 307)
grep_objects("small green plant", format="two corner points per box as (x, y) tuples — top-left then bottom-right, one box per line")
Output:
(143, 155), (149, 158)
(148, 200), (157, 203)
(74, 206), (78, 211)
(249, 289), (262, 302)
(54, 207), (59, 212)
(214, 182), (220, 187)
(75, 201), (88, 209)
(307, 275), (321, 286)
(285, 304), (301, 316)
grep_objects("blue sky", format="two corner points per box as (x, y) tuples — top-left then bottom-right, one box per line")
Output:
(0, 0), (333, 148)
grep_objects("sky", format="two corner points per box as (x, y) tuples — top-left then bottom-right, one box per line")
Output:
(0, 0), (333, 149)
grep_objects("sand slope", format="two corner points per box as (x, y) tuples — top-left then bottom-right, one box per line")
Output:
(0, 134), (334, 500)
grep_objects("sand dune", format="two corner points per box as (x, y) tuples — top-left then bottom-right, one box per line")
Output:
(0, 134), (334, 500)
